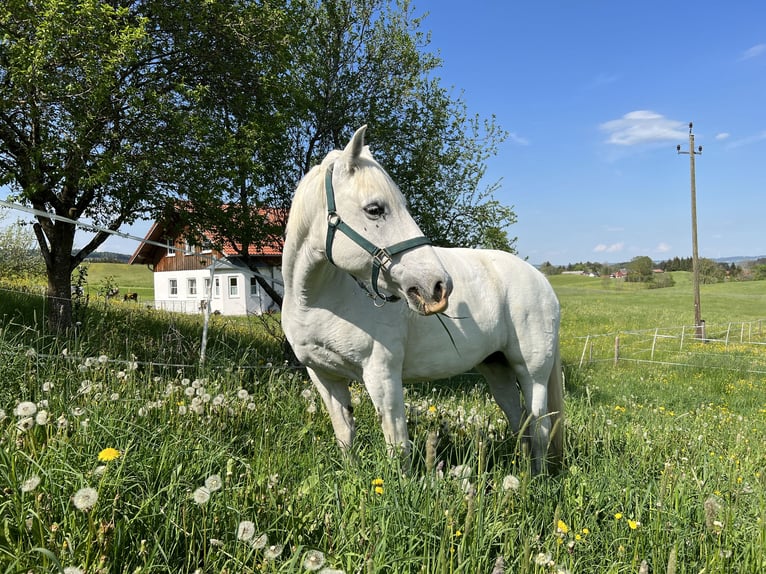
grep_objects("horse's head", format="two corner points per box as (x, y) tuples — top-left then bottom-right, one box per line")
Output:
(318, 126), (452, 315)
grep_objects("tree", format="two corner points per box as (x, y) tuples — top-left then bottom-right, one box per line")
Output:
(0, 211), (44, 281)
(175, 0), (516, 306)
(0, 0), (184, 330)
(626, 256), (654, 283)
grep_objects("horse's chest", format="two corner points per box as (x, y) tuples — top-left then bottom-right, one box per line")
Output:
(287, 311), (381, 376)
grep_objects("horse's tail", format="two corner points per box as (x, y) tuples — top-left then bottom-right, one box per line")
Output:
(547, 345), (565, 472)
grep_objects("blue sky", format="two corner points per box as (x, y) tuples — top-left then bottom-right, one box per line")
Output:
(4, 1), (765, 266)
(411, 0), (766, 264)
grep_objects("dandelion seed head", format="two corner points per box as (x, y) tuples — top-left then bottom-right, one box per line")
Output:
(192, 486), (211, 505)
(264, 544), (284, 560)
(16, 416), (35, 431)
(14, 401), (37, 417)
(303, 549), (325, 571)
(252, 533), (268, 549)
(501, 474), (520, 492)
(20, 475), (41, 493)
(73, 487), (98, 511)
(205, 474), (222, 491)
(237, 520), (255, 541)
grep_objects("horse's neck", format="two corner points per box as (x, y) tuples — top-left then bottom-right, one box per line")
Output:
(283, 239), (348, 309)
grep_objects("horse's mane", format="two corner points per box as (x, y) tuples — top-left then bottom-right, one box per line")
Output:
(286, 147), (406, 242)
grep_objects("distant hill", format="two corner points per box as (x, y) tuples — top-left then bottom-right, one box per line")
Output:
(85, 251), (131, 263)
(712, 255), (766, 265)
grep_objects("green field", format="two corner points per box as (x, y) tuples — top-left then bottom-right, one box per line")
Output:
(80, 261), (154, 301)
(0, 273), (764, 573)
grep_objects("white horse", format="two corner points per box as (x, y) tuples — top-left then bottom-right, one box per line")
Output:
(281, 126), (564, 474)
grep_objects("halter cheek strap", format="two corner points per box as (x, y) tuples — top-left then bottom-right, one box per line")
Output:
(324, 164), (431, 303)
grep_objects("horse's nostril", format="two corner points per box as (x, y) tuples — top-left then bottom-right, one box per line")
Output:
(433, 281), (447, 302)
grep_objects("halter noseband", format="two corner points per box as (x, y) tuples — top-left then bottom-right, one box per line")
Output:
(324, 163), (431, 303)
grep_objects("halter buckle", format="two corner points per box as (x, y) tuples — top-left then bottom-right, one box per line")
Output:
(327, 212), (341, 228)
(372, 248), (392, 269)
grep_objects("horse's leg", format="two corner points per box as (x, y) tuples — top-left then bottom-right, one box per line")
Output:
(476, 361), (524, 433)
(515, 367), (552, 475)
(307, 367), (356, 451)
(361, 367), (409, 457)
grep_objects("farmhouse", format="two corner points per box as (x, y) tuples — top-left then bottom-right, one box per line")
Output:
(128, 215), (283, 316)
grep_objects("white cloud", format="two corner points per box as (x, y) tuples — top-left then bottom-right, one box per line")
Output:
(725, 131), (766, 149)
(655, 242), (672, 253)
(600, 111), (688, 146)
(715, 132), (730, 140)
(594, 242), (624, 254)
(741, 43), (766, 60)
(508, 132), (529, 146)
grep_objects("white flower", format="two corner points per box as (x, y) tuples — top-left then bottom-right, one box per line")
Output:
(236, 520), (256, 541)
(205, 474), (223, 492)
(192, 487), (210, 505)
(42, 381), (54, 392)
(35, 411), (49, 426)
(20, 475), (41, 493)
(14, 401), (37, 417)
(64, 567), (84, 574)
(318, 569), (345, 574)
(98, 355), (109, 364)
(237, 389), (249, 400)
(73, 487), (98, 511)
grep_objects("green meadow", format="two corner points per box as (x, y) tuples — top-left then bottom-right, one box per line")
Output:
(1, 269), (764, 573)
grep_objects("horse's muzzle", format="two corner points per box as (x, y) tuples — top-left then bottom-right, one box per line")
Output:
(409, 278), (451, 316)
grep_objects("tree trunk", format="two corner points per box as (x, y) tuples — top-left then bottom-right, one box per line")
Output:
(34, 220), (77, 333)
(47, 255), (74, 332)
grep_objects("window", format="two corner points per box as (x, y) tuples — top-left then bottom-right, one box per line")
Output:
(250, 277), (258, 296)
(228, 276), (239, 297)
(187, 278), (197, 296)
(204, 278), (211, 297)
(168, 278), (178, 297)
(214, 277), (220, 297)
(166, 240), (175, 257)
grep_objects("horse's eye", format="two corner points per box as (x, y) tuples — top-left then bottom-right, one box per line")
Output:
(363, 203), (385, 218)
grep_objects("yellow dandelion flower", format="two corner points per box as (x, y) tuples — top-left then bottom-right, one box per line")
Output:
(627, 519), (639, 530)
(614, 512), (623, 520)
(556, 519), (569, 534)
(581, 527), (590, 535)
(372, 478), (384, 494)
(428, 405), (437, 413)
(98, 448), (121, 462)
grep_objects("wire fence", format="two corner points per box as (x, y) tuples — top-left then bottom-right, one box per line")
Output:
(574, 319), (766, 374)
(3, 199), (766, 376)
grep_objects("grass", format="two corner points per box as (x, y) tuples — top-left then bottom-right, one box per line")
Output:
(0, 274), (765, 573)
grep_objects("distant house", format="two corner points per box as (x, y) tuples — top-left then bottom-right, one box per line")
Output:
(128, 215), (283, 316)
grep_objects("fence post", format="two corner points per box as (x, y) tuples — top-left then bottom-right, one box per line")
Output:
(725, 322), (731, 347)
(614, 335), (620, 366)
(579, 335), (590, 368)
(680, 325), (685, 351)
(651, 328), (659, 360)
(740, 322), (745, 343)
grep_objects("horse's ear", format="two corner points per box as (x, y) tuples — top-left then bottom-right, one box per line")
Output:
(340, 125), (368, 172)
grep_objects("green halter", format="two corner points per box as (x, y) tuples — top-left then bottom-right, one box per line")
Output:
(324, 164), (431, 303)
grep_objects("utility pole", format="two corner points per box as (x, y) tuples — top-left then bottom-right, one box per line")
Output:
(677, 122), (703, 339)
